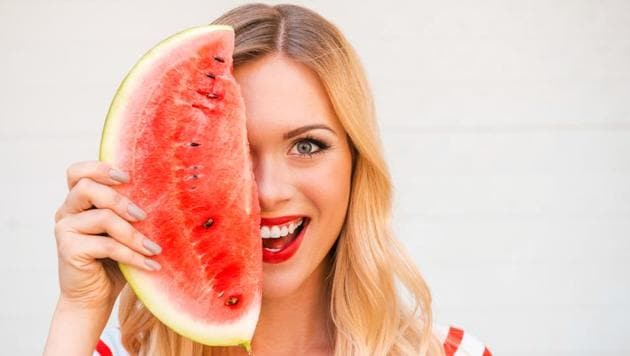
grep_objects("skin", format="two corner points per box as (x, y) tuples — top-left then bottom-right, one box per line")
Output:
(44, 54), (353, 356)
(233, 54), (353, 355)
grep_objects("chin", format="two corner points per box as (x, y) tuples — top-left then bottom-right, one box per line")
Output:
(260, 245), (337, 301)
(261, 267), (305, 300)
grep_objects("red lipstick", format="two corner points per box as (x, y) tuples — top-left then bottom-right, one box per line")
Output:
(260, 215), (302, 226)
(261, 218), (309, 264)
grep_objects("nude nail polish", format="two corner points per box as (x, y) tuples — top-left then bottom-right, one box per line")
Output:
(143, 238), (162, 255)
(128, 203), (147, 221)
(109, 168), (129, 183)
(144, 258), (161, 271)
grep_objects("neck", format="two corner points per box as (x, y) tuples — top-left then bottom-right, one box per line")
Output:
(251, 255), (335, 355)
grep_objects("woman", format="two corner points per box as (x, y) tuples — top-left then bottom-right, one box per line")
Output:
(45, 3), (490, 356)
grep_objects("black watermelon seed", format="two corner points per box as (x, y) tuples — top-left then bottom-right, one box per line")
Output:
(206, 73), (216, 79)
(203, 218), (214, 228)
(213, 56), (225, 63)
(191, 174), (198, 180)
(191, 103), (210, 111)
(190, 142), (200, 147)
(225, 296), (239, 306)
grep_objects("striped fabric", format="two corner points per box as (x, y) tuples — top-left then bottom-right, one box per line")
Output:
(95, 339), (113, 356)
(433, 324), (493, 356)
(95, 323), (491, 355)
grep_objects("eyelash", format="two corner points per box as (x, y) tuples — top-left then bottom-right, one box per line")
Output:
(290, 134), (331, 158)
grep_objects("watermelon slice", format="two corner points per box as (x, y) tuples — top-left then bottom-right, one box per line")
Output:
(98, 25), (262, 351)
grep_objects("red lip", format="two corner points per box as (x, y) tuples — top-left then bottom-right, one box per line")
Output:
(260, 215), (303, 226)
(262, 219), (309, 264)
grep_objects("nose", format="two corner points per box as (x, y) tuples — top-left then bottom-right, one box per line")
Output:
(252, 154), (293, 213)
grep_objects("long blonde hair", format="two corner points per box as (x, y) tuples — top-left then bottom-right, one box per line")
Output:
(118, 4), (445, 355)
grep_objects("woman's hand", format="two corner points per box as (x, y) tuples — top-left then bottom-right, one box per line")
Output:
(53, 160), (162, 311)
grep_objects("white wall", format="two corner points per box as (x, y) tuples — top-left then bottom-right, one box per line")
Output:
(1, 0), (628, 354)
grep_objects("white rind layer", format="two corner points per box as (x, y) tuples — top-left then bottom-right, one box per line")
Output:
(120, 264), (261, 346)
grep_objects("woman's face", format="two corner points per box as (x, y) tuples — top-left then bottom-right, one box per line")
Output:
(235, 54), (353, 299)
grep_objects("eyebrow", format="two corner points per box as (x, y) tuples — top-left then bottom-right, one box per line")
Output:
(282, 124), (337, 140)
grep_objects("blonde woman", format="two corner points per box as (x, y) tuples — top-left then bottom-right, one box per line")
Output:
(45, 3), (491, 356)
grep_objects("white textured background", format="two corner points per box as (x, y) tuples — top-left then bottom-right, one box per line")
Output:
(1, 0), (629, 355)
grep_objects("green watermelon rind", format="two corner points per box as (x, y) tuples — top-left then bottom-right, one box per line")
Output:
(98, 24), (258, 352)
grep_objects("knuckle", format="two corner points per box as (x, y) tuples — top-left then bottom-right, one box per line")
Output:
(56, 235), (74, 258)
(96, 209), (116, 225)
(125, 249), (137, 263)
(65, 161), (84, 182)
(112, 190), (124, 205)
(66, 161), (84, 177)
(134, 255), (146, 268)
(75, 177), (92, 192)
(97, 161), (112, 175)
(113, 243), (132, 262)
(131, 229), (144, 246)
(111, 191), (128, 212)
(54, 205), (65, 223)
(103, 239), (117, 256)
(65, 164), (73, 180)
(54, 221), (66, 240)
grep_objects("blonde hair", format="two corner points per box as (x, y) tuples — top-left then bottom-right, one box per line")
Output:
(118, 4), (445, 355)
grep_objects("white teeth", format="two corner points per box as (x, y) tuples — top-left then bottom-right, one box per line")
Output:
(261, 218), (306, 239)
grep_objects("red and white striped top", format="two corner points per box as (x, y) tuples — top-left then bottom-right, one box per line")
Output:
(94, 324), (491, 355)
(433, 324), (493, 356)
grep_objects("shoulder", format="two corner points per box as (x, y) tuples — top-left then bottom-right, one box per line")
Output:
(433, 323), (493, 356)
(93, 324), (129, 356)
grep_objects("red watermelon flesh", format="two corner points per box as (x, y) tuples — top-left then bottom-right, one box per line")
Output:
(99, 25), (261, 350)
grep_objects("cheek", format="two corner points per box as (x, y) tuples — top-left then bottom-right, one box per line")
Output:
(294, 152), (353, 223)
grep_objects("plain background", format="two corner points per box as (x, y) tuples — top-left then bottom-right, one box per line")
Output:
(1, 0), (629, 354)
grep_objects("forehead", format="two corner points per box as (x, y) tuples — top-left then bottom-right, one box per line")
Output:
(233, 54), (342, 137)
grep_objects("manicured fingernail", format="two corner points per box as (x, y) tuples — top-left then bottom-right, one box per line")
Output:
(109, 168), (129, 183)
(143, 238), (162, 255)
(128, 203), (147, 221)
(144, 258), (161, 271)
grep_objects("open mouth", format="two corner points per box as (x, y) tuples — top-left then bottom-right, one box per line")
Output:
(260, 217), (309, 263)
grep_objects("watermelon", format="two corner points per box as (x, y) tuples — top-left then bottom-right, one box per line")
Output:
(98, 25), (262, 351)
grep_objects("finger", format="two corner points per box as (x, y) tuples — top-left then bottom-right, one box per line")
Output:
(63, 232), (161, 272)
(58, 209), (162, 256)
(66, 160), (129, 191)
(58, 177), (146, 223)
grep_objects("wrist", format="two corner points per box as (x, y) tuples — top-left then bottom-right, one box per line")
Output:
(43, 297), (114, 356)
(57, 294), (115, 315)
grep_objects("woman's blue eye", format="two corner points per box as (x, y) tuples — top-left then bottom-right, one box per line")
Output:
(290, 136), (330, 157)
(297, 141), (317, 154)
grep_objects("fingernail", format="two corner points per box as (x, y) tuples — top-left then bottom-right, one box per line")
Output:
(144, 258), (161, 271)
(128, 203), (147, 221)
(109, 168), (129, 183)
(143, 238), (162, 255)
